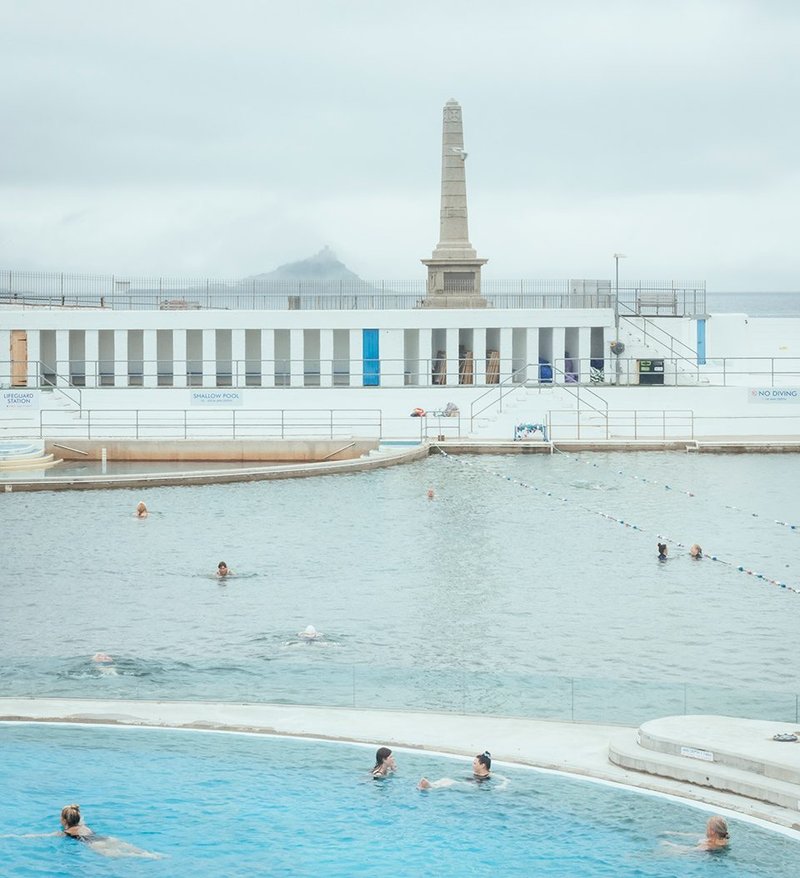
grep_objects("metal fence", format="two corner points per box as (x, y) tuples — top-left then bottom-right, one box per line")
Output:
(0, 269), (706, 315)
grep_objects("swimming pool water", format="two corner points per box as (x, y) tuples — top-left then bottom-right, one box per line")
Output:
(2, 452), (800, 722)
(1, 723), (797, 877)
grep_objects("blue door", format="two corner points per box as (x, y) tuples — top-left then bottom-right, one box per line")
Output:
(696, 319), (706, 365)
(362, 329), (380, 386)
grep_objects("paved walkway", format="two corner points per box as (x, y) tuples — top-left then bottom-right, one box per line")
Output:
(2, 697), (799, 835)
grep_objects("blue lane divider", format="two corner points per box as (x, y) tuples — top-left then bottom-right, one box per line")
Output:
(552, 446), (800, 534)
(434, 446), (800, 595)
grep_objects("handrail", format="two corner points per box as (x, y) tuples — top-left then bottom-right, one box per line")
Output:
(470, 364), (533, 428)
(619, 305), (699, 364)
(546, 408), (695, 441)
(38, 363), (83, 413)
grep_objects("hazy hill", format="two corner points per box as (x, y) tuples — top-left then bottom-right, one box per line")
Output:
(246, 246), (362, 282)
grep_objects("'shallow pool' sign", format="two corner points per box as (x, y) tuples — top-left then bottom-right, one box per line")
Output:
(189, 390), (244, 407)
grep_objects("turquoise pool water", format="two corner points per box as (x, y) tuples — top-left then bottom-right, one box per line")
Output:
(2, 452), (800, 722)
(1, 724), (797, 877)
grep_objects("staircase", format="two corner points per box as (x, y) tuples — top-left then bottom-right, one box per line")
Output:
(0, 440), (61, 471)
(609, 715), (800, 812)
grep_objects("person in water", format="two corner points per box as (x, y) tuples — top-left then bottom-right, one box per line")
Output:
(4, 804), (161, 859)
(372, 746), (396, 778)
(135, 501), (148, 518)
(298, 624), (321, 641)
(216, 561), (232, 577)
(690, 544), (703, 559)
(418, 751), (492, 789)
(661, 814), (729, 852)
(657, 542), (668, 561)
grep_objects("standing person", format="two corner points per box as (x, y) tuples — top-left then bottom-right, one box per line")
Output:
(372, 747), (396, 778)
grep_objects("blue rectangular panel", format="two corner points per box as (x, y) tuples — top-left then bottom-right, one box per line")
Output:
(362, 329), (380, 386)
(696, 319), (706, 365)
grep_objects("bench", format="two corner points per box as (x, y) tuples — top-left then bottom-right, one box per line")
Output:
(635, 292), (678, 315)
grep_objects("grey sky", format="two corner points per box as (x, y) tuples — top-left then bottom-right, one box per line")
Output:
(1, 0), (799, 289)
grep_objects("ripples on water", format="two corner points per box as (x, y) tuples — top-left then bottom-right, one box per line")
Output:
(2, 452), (800, 719)
(1, 725), (798, 878)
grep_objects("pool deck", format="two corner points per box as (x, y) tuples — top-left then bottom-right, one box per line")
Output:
(2, 698), (799, 836)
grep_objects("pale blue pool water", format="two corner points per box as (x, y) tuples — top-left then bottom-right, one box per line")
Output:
(1, 723), (798, 877)
(2, 452), (800, 723)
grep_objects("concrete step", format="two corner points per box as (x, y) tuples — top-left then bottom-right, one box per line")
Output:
(609, 715), (800, 811)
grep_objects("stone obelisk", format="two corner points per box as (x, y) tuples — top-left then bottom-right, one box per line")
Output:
(421, 99), (487, 307)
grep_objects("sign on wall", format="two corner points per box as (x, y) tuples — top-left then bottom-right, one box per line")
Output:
(1, 390), (40, 410)
(748, 387), (800, 403)
(189, 390), (244, 407)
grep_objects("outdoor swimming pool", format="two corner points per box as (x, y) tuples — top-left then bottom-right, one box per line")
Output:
(1, 723), (797, 877)
(2, 451), (800, 722)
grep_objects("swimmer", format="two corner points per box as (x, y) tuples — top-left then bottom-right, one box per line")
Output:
(3, 804), (162, 859)
(91, 652), (113, 664)
(419, 750), (493, 789)
(661, 815), (729, 853)
(91, 652), (117, 676)
(135, 501), (148, 518)
(216, 561), (233, 578)
(690, 544), (703, 559)
(372, 746), (396, 778)
(427, 488), (435, 500)
(298, 624), (321, 641)
(657, 542), (668, 561)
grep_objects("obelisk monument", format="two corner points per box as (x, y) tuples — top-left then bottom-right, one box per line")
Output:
(421, 99), (487, 307)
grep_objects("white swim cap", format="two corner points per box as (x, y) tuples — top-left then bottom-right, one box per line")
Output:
(304, 625), (317, 637)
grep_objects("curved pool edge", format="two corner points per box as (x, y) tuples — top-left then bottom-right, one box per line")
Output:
(0, 442), (429, 491)
(2, 696), (799, 836)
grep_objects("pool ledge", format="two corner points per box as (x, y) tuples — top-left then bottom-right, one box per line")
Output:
(2, 697), (800, 834)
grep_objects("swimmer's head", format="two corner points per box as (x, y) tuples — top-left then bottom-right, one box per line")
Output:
(300, 625), (318, 639)
(690, 544), (703, 557)
(92, 652), (113, 663)
(374, 746), (393, 767)
(427, 488), (435, 500)
(136, 501), (147, 514)
(217, 562), (229, 574)
(706, 816), (728, 840)
(474, 750), (491, 772)
(657, 543), (667, 555)
(61, 804), (81, 828)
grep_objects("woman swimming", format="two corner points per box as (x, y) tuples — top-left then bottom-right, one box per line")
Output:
(3, 804), (162, 859)
(372, 746), (396, 778)
(418, 751), (493, 789)
(657, 542), (668, 561)
(135, 501), (148, 518)
(661, 814), (730, 853)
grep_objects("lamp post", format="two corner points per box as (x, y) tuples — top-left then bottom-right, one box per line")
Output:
(613, 253), (626, 384)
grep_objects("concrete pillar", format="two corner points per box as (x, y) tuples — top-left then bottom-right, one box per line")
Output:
(445, 327), (459, 386)
(83, 329), (99, 388)
(261, 329), (275, 387)
(473, 327), (487, 385)
(418, 328), (433, 386)
(319, 329), (334, 388)
(349, 329), (363, 387)
(173, 329), (187, 388)
(527, 328), (540, 383)
(290, 328), (304, 387)
(114, 330), (128, 387)
(499, 327), (513, 383)
(26, 329), (40, 386)
(142, 329), (158, 388)
(0, 330), (9, 384)
(578, 327), (592, 384)
(552, 327), (566, 384)
(231, 329), (246, 388)
(202, 328), (216, 387)
(55, 329), (70, 386)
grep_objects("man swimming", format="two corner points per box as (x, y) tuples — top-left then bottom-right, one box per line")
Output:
(216, 562), (232, 577)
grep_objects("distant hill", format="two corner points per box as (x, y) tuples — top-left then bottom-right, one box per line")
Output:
(246, 247), (363, 282)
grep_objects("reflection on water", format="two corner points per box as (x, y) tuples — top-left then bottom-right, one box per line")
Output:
(3, 452), (800, 722)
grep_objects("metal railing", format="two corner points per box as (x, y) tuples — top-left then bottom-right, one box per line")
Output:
(0, 269), (706, 314)
(0, 408), (384, 441)
(546, 409), (695, 441)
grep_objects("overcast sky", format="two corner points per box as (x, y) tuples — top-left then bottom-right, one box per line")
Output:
(1, 0), (799, 289)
